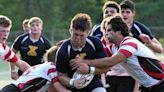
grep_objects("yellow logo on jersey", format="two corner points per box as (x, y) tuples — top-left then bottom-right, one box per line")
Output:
(28, 45), (38, 56)
(76, 53), (86, 59)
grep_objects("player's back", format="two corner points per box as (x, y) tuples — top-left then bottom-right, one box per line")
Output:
(13, 62), (57, 92)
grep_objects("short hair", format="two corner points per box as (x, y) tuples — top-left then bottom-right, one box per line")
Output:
(107, 16), (129, 37)
(102, 1), (120, 13)
(44, 45), (59, 63)
(0, 15), (12, 28)
(120, 0), (135, 12)
(22, 19), (29, 28)
(100, 16), (114, 33)
(28, 17), (43, 27)
(70, 13), (92, 33)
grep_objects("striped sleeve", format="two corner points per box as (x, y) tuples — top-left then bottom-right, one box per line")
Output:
(4, 44), (19, 63)
(47, 64), (59, 83)
(118, 42), (138, 58)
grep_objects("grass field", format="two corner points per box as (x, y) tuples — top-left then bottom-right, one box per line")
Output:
(0, 53), (164, 89)
(0, 62), (12, 89)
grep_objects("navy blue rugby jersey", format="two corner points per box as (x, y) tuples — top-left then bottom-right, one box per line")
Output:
(12, 33), (51, 66)
(131, 21), (154, 43)
(90, 24), (103, 39)
(56, 36), (107, 78)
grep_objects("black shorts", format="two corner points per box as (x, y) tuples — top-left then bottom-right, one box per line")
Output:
(0, 84), (20, 92)
(105, 76), (135, 92)
(140, 80), (164, 92)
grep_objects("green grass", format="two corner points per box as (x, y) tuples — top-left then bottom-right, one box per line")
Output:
(0, 62), (12, 89)
(155, 53), (164, 60)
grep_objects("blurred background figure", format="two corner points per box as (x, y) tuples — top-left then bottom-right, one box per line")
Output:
(10, 17), (51, 80)
(22, 19), (30, 33)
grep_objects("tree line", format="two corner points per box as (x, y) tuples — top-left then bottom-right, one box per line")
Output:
(0, 0), (163, 44)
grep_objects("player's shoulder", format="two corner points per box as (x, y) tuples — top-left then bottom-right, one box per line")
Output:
(16, 33), (28, 39)
(60, 39), (70, 47)
(19, 33), (29, 37)
(92, 24), (101, 31)
(87, 36), (102, 43)
(57, 39), (70, 52)
(40, 35), (50, 42)
(133, 21), (149, 30)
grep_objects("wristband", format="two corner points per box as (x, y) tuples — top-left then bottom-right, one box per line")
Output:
(88, 66), (91, 74)
(69, 79), (75, 87)
(89, 67), (95, 74)
(11, 70), (16, 73)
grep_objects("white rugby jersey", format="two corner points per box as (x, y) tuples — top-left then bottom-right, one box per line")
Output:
(117, 36), (164, 87)
(0, 43), (18, 62)
(13, 62), (58, 92)
(101, 38), (129, 76)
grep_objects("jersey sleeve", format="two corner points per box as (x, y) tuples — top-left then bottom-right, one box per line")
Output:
(47, 64), (59, 83)
(4, 44), (19, 62)
(136, 22), (154, 39)
(90, 24), (103, 39)
(118, 40), (138, 58)
(11, 35), (24, 51)
(43, 36), (51, 50)
(92, 37), (107, 58)
(56, 44), (70, 73)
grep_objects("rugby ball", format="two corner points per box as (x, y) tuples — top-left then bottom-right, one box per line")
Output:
(72, 70), (94, 89)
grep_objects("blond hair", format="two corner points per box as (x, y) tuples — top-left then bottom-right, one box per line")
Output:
(44, 45), (59, 63)
(28, 17), (43, 27)
(22, 19), (29, 29)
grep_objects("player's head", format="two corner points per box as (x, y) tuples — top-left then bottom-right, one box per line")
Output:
(102, 1), (121, 18)
(28, 17), (43, 27)
(0, 15), (12, 43)
(105, 16), (129, 38)
(28, 17), (43, 34)
(120, 0), (135, 24)
(44, 45), (59, 63)
(69, 13), (92, 49)
(120, 0), (135, 12)
(0, 15), (12, 28)
(69, 13), (92, 34)
(22, 19), (30, 33)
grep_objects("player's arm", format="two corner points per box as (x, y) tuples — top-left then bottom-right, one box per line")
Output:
(148, 38), (163, 53)
(139, 34), (163, 53)
(70, 52), (127, 74)
(13, 59), (30, 72)
(10, 48), (18, 72)
(58, 72), (86, 89)
(77, 63), (111, 74)
(58, 73), (71, 87)
(138, 23), (163, 53)
(52, 81), (72, 92)
(10, 48), (19, 80)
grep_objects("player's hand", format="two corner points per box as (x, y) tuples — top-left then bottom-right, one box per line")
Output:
(78, 63), (89, 74)
(70, 58), (83, 70)
(63, 89), (72, 92)
(11, 72), (19, 80)
(73, 77), (87, 89)
(139, 34), (151, 44)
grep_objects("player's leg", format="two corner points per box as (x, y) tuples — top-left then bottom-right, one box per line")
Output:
(47, 85), (57, 92)
(0, 84), (20, 92)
